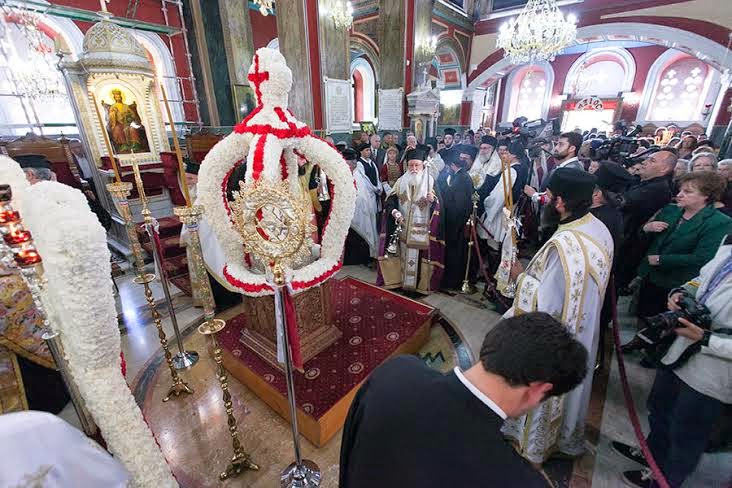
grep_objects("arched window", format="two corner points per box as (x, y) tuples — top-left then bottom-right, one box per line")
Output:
(504, 65), (552, 122)
(134, 32), (185, 124)
(564, 48), (635, 99)
(648, 56), (710, 122)
(350, 57), (375, 123)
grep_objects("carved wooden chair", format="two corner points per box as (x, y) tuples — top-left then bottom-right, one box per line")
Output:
(0, 133), (85, 190)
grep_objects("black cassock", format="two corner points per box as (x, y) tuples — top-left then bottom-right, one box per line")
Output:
(441, 167), (473, 290)
(339, 356), (547, 488)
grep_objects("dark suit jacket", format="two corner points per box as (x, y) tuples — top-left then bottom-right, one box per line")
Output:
(339, 356), (547, 488)
(371, 147), (386, 171)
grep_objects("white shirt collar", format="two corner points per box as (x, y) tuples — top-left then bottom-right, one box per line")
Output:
(557, 156), (579, 168)
(453, 367), (507, 419)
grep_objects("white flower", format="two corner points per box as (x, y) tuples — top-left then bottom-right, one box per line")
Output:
(0, 155), (30, 213)
(22, 182), (176, 488)
(196, 49), (357, 297)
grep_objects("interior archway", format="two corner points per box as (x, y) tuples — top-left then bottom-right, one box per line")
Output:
(350, 56), (376, 123)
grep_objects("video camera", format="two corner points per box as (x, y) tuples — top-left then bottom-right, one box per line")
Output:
(497, 117), (560, 147)
(589, 123), (644, 167)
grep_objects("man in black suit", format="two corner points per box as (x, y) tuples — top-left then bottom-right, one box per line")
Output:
(356, 142), (381, 209)
(440, 145), (476, 290)
(340, 311), (588, 488)
(369, 133), (385, 171)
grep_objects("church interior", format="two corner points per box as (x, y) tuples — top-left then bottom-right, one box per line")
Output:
(0, 0), (731, 487)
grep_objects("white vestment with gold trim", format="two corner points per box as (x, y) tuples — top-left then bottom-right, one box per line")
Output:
(501, 212), (613, 464)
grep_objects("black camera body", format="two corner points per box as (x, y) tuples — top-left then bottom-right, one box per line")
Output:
(636, 291), (712, 368)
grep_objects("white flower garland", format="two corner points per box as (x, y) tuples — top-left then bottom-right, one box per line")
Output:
(22, 181), (176, 488)
(197, 47), (356, 297)
(0, 155), (30, 213)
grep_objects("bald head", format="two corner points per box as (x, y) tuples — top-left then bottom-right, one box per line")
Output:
(637, 150), (677, 182)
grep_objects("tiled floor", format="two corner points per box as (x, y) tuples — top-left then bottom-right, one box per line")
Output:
(59, 263), (731, 487)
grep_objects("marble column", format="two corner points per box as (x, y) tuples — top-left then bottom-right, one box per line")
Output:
(378, 0), (406, 91)
(318, 0), (350, 81)
(187, 0), (220, 126)
(218, 0), (255, 86)
(412, 0), (435, 84)
(276, 0), (316, 127)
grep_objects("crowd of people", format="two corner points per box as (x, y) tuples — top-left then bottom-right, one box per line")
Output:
(335, 124), (732, 488)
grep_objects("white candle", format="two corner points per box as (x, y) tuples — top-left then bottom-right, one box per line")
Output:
(99, 0), (108, 12)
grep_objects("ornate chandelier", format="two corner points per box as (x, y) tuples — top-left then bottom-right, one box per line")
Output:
(1, 8), (66, 100)
(331, 1), (354, 30)
(496, 0), (577, 65)
(252, 0), (274, 16)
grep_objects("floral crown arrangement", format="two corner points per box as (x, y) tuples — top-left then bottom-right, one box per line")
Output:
(0, 158), (177, 488)
(196, 47), (357, 296)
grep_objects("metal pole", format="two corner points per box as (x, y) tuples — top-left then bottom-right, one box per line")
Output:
(275, 284), (321, 488)
(144, 217), (198, 369)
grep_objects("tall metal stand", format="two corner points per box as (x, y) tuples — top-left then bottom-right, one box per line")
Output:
(177, 205), (259, 481)
(460, 192), (480, 295)
(274, 269), (321, 488)
(142, 208), (199, 369)
(107, 182), (193, 401)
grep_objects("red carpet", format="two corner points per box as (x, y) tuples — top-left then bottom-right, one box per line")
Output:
(219, 277), (435, 419)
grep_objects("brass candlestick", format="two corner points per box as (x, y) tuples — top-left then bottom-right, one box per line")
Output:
(178, 205), (259, 480)
(106, 181), (193, 401)
(199, 319), (259, 480)
(460, 192), (479, 295)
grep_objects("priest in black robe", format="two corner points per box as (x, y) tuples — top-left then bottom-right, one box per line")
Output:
(437, 128), (460, 194)
(339, 311), (590, 488)
(441, 145), (476, 290)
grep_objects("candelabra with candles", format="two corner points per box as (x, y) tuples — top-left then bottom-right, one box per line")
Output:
(161, 83), (259, 480)
(460, 192), (479, 295)
(93, 93), (194, 401)
(0, 184), (97, 435)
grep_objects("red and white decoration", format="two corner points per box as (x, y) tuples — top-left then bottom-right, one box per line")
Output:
(197, 48), (357, 297)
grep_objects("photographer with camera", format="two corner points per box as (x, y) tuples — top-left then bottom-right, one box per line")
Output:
(613, 234), (732, 488)
(622, 171), (732, 353)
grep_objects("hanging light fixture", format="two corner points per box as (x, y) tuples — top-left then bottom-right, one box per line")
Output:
(252, 0), (275, 16)
(416, 35), (438, 61)
(496, 0), (577, 65)
(0, 8), (66, 101)
(331, 1), (354, 30)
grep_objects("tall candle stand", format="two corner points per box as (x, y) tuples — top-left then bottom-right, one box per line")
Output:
(106, 181), (193, 402)
(0, 185), (97, 435)
(175, 205), (259, 481)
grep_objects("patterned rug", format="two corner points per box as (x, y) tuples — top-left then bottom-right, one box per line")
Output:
(129, 282), (472, 487)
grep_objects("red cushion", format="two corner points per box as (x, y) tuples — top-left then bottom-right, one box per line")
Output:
(159, 151), (186, 206)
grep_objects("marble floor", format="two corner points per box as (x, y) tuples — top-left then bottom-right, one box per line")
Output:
(59, 262), (731, 487)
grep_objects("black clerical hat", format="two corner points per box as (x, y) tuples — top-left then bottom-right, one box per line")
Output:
(356, 142), (370, 153)
(508, 140), (525, 157)
(341, 148), (358, 161)
(481, 135), (498, 147)
(595, 162), (633, 193)
(185, 160), (200, 175)
(425, 137), (438, 149)
(443, 128), (456, 136)
(547, 168), (597, 203)
(457, 144), (478, 160)
(405, 145), (429, 162)
(15, 154), (52, 170)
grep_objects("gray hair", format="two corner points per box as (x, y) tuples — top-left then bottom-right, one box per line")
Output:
(718, 159), (732, 170)
(691, 152), (718, 170)
(23, 167), (55, 182)
(677, 159), (691, 171)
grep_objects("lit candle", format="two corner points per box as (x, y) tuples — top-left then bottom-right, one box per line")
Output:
(0, 210), (20, 225)
(4, 227), (32, 246)
(15, 247), (42, 266)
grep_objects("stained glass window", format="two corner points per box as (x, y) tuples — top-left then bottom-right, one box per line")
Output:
(648, 56), (709, 121)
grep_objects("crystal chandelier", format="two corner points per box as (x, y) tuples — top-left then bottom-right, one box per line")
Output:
(252, 0), (274, 16)
(1, 8), (66, 100)
(496, 0), (577, 65)
(416, 35), (438, 61)
(331, 1), (354, 30)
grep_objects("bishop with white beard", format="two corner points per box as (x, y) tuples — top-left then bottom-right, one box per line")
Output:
(377, 146), (445, 293)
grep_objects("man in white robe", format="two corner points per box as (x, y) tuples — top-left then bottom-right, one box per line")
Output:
(349, 149), (381, 259)
(477, 151), (515, 249)
(501, 168), (613, 467)
(469, 135), (501, 189)
(377, 146), (444, 293)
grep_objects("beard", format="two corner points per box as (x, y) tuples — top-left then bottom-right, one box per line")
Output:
(405, 170), (423, 188)
(476, 152), (491, 165)
(542, 197), (561, 228)
(553, 149), (569, 160)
